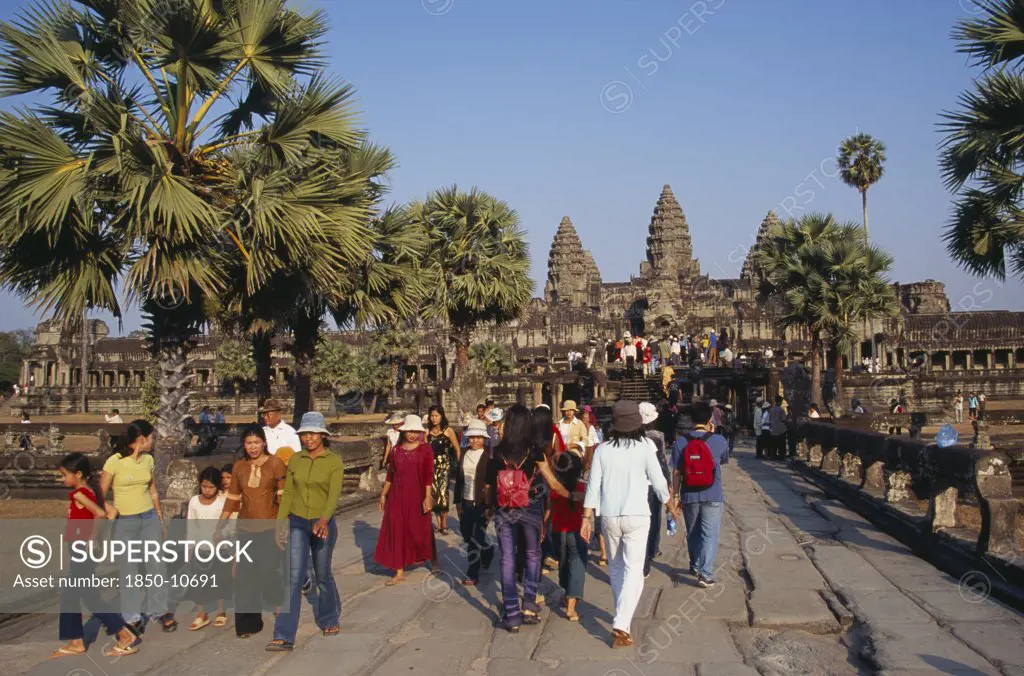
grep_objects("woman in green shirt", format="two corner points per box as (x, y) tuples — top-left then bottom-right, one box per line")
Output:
(267, 411), (344, 652)
(98, 420), (176, 632)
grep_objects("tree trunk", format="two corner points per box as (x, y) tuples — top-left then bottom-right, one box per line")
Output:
(233, 383), (240, 415)
(252, 331), (273, 407)
(390, 362), (399, 403)
(80, 312), (88, 413)
(369, 392), (379, 414)
(810, 329), (823, 408)
(291, 311), (318, 426)
(863, 188), (877, 368)
(832, 340), (845, 412)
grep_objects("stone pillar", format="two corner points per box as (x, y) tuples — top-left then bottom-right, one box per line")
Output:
(554, 381), (563, 409)
(985, 350), (993, 370)
(840, 453), (862, 483)
(809, 443), (823, 466)
(821, 446), (840, 474)
(532, 382), (543, 409)
(928, 485), (958, 531)
(944, 353), (951, 371)
(886, 470), (911, 503)
(863, 461), (885, 495)
(1009, 350), (1017, 370)
(975, 455), (1019, 556)
(965, 351), (973, 370)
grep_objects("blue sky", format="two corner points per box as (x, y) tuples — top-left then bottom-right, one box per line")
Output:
(0, 0), (1015, 333)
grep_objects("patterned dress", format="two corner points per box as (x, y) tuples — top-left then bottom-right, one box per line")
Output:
(427, 429), (455, 513)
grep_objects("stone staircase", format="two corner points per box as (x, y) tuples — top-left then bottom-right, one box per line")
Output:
(613, 375), (662, 403)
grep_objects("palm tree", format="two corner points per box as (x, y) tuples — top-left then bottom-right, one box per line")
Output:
(838, 132), (887, 364)
(469, 340), (515, 376)
(940, 0), (1024, 280)
(757, 213), (899, 411)
(0, 0), (380, 461)
(414, 186), (533, 376)
(369, 325), (421, 402)
(214, 337), (255, 414)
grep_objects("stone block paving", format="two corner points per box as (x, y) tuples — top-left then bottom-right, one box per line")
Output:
(2, 444), (1022, 675)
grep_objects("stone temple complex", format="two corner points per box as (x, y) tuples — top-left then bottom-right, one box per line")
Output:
(10, 184), (1024, 417)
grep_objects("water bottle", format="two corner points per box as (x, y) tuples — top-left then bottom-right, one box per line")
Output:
(666, 513), (677, 536)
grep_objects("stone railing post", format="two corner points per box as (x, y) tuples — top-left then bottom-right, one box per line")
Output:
(840, 452), (862, 483)
(886, 470), (911, 503)
(863, 460), (885, 496)
(809, 442), (823, 466)
(927, 483), (958, 531)
(821, 446), (840, 474)
(975, 454), (1018, 556)
(796, 439), (809, 461)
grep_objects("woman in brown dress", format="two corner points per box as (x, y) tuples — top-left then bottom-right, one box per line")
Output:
(218, 425), (286, 638)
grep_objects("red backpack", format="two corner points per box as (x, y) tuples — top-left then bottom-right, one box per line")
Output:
(497, 454), (531, 508)
(679, 432), (716, 490)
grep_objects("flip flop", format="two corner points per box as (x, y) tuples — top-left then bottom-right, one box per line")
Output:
(385, 576), (405, 586)
(190, 615), (211, 631)
(102, 642), (140, 657)
(51, 646), (86, 659)
(322, 626), (340, 636)
(213, 614), (229, 628)
(265, 640), (293, 652)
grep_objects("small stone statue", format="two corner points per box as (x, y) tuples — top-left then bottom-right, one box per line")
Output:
(46, 424), (65, 453)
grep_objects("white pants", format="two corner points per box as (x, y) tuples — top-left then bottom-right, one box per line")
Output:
(601, 515), (650, 633)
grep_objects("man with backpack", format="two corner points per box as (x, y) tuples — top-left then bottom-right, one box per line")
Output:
(670, 401), (729, 588)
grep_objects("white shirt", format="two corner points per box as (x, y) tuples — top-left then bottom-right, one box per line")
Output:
(622, 344), (637, 359)
(670, 341), (681, 355)
(808, 410), (820, 419)
(105, 414), (123, 424)
(187, 493), (226, 544)
(264, 421), (301, 456)
(386, 428), (400, 447)
(462, 448), (485, 501)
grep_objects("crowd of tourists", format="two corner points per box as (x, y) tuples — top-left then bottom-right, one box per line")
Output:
(51, 394), (736, 656)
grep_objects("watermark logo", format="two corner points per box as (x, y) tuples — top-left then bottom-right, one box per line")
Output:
(422, 0), (455, 16)
(421, 570), (455, 602)
(600, 81), (634, 114)
(958, 570), (991, 604)
(20, 535), (52, 569)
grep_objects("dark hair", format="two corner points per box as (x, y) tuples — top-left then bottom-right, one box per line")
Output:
(426, 405), (448, 432)
(60, 452), (92, 478)
(476, 404), (486, 412)
(496, 404), (533, 463)
(607, 427), (646, 445)
(531, 405), (555, 454)
(111, 408), (119, 414)
(240, 425), (269, 455)
(775, 395), (784, 405)
(220, 464), (234, 475)
(119, 419), (154, 457)
(198, 466), (221, 487)
(690, 402), (713, 426)
(485, 399), (495, 407)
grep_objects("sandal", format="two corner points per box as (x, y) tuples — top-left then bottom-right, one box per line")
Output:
(322, 626), (340, 636)
(103, 642), (140, 658)
(51, 645), (86, 658)
(462, 578), (477, 586)
(500, 619), (520, 633)
(612, 629), (633, 648)
(385, 576), (405, 586)
(190, 615), (210, 631)
(213, 614), (228, 628)
(522, 610), (541, 626)
(565, 606), (580, 622)
(598, 558), (608, 567)
(160, 615), (178, 633)
(265, 640), (294, 652)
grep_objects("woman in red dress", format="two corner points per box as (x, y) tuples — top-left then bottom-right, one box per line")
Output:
(375, 415), (437, 585)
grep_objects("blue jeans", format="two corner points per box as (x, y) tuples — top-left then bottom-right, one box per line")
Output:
(115, 509), (166, 623)
(459, 501), (494, 580)
(552, 530), (587, 600)
(59, 556), (126, 640)
(682, 501), (723, 579)
(496, 511), (541, 627)
(273, 516), (340, 643)
(645, 489), (662, 576)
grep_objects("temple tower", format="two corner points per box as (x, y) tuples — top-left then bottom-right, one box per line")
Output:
(639, 185), (700, 286)
(544, 216), (602, 309)
(741, 210), (781, 281)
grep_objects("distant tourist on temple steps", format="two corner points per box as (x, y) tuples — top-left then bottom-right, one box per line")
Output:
(567, 349), (577, 372)
(606, 339), (616, 364)
(658, 336), (671, 372)
(614, 336), (624, 362)
(978, 392), (987, 421)
(807, 403), (821, 419)
(622, 333), (637, 379)
(708, 330), (718, 366)
(953, 390), (964, 424)
(968, 392), (979, 420)
(105, 408), (123, 424)
(670, 336), (681, 365)
(642, 341), (653, 376)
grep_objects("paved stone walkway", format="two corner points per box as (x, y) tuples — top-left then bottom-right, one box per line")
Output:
(3, 445), (1023, 675)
